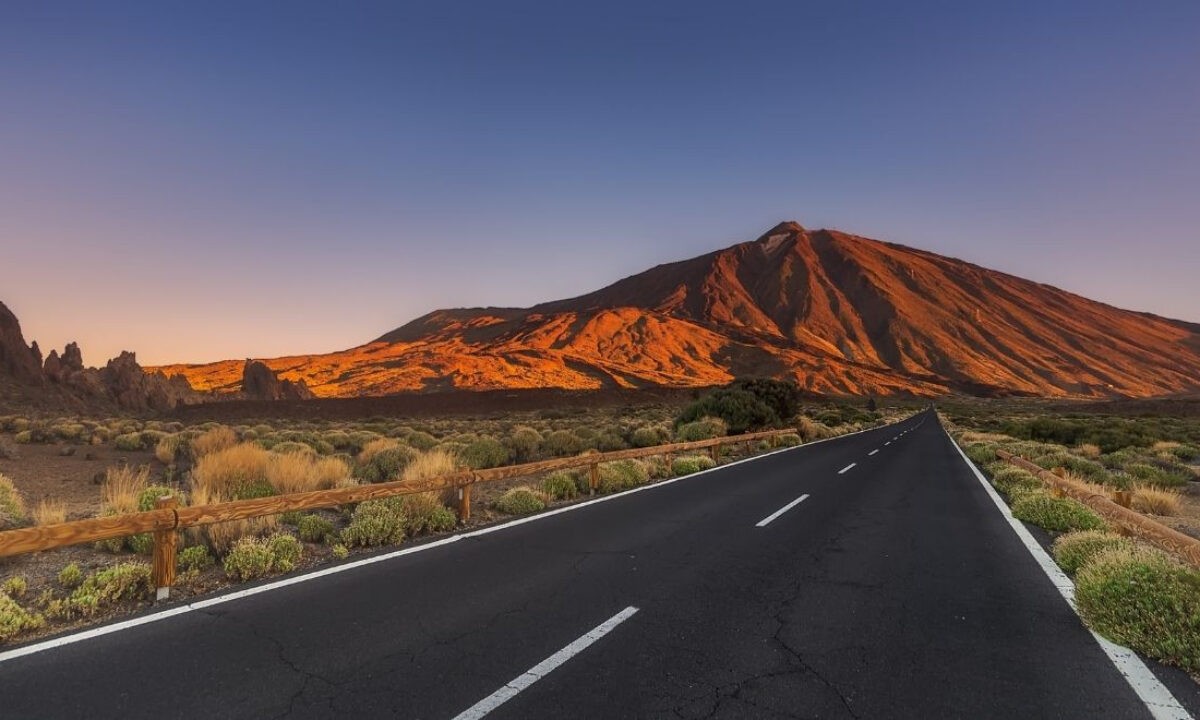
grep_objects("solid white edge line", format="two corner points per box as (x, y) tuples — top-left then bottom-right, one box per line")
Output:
(451, 606), (640, 720)
(0, 415), (919, 665)
(838, 463), (857, 474)
(755, 494), (811, 527)
(947, 430), (1190, 720)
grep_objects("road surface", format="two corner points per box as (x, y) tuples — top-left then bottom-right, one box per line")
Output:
(2, 410), (1194, 718)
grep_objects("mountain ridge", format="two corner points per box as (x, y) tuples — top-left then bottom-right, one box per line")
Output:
(152, 222), (1200, 399)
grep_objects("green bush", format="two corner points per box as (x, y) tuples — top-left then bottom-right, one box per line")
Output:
(406, 431), (438, 451)
(0, 591), (45, 641)
(342, 497), (407, 547)
(507, 426), (543, 462)
(461, 438), (510, 469)
(672, 455), (716, 476)
(331, 543), (349, 560)
(729, 379), (801, 422)
(1122, 462), (1192, 488)
(0, 473), (28, 529)
(1052, 531), (1134, 575)
(631, 426), (667, 448)
(2, 575), (27, 598)
(1076, 547), (1200, 672)
(597, 460), (650, 493)
(542, 471), (578, 501)
(1167, 444), (1200, 462)
(354, 445), (418, 483)
(542, 430), (583, 457)
(58, 562), (84, 588)
(494, 487), (545, 515)
(271, 441), (316, 456)
(296, 514), (335, 543)
(963, 443), (998, 465)
(772, 433), (802, 448)
(113, 432), (145, 451)
(267, 534), (302, 572)
(677, 389), (776, 434)
(177, 545), (214, 573)
(62, 562), (152, 617)
(223, 533), (303, 579)
(399, 494), (457, 535)
(13, 430), (32, 444)
(1011, 491), (1106, 532)
(676, 417), (727, 442)
(990, 466), (1042, 498)
(1032, 453), (1113, 484)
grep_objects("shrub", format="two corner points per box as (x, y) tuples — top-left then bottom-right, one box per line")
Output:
(355, 445), (417, 483)
(542, 430), (583, 457)
(101, 464), (149, 515)
(594, 431), (628, 452)
(406, 431), (438, 451)
(1075, 546), (1200, 672)
(58, 562), (84, 588)
(296, 514), (335, 543)
(1011, 491), (1106, 532)
(0, 591), (45, 641)
(1122, 462), (1192, 488)
(1032, 453), (1113, 484)
(494, 487), (545, 515)
(507, 426), (543, 461)
(730, 378), (801, 422)
(192, 426), (237, 457)
(177, 545), (214, 573)
(1052, 530), (1134, 575)
(631, 426), (667, 448)
(265, 452), (346, 494)
(192, 443), (272, 498)
(63, 563), (152, 617)
(597, 460), (650, 493)
(676, 417), (728, 442)
(342, 497), (407, 547)
(672, 455), (716, 476)
(223, 533), (302, 580)
(154, 434), (184, 464)
(331, 543), (350, 560)
(542, 471), (578, 501)
(400, 493), (457, 534)
(677, 389), (776, 434)
(2, 575), (27, 598)
(270, 441), (316, 457)
(461, 438), (509, 469)
(963, 443), (998, 465)
(1131, 485), (1182, 516)
(52, 422), (87, 441)
(0, 474), (28, 529)
(113, 432), (145, 452)
(267, 534), (302, 572)
(990, 466), (1042, 499)
(13, 430), (32, 444)
(1076, 443), (1102, 459)
(772, 433), (802, 448)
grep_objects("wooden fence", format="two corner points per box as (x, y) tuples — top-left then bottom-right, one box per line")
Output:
(995, 449), (1200, 569)
(0, 427), (802, 598)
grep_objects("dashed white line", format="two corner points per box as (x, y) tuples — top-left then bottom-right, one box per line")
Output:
(885, 442), (891, 446)
(838, 463), (857, 474)
(755, 494), (811, 527)
(868, 450), (879, 456)
(452, 606), (640, 719)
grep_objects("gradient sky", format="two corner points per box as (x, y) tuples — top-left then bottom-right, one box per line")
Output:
(2, 1), (1197, 366)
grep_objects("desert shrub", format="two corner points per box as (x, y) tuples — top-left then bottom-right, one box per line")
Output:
(177, 545), (214, 573)
(192, 426), (237, 457)
(542, 471), (579, 501)
(223, 533), (302, 580)
(62, 562), (152, 617)
(507, 426), (543, 461)
(331, 543), (349, 560)
(796, 416), (835, 442)
(265, 451), (346, 494)
(772, 433), (802, 448)
(1167, 444), (1200, 462)
(2, 575), (27, 598)
(990, 466), (1042, 499)
(354, 445), (418, 483)
(676, 417), (728, 442)
(461, 437), (509, 469)
(1122, 462), (1191, 488)
(494, 487), (545, 515)
(192, 443), (272, 498)
(631, 426), (667, 448)
(1076, 443), (1102, 459)
(1052, 530), (1134, 575)
(0, 474), (29, 530)
(154, 434), (185, 464)
(57, 562), (84, 588)
(296, 514), (334, 543)
(402, 448), (458, 483)
(672, 455), (716, 475)
(406, 431), (438, 451)
(101, 464), (150, 515)
(1032, 453), (1113, 484)
(270, 441), (316, 457)
(113, 432), (145, 452)
(0, 592), (45, 641)
(139, 430), (168, 451)
(13, 430), (33, 444)
(399, 493), (457, 535)
(1075, 546), (1200, 672)
(644, 455), (671, 479)
(52, 422), (87, 442)
(342, 497), (407, 547)
(542, 430), (583, 457)
(730, 378), (801, 422)
(137, 485), (177, 511)
(963, 443), (998, 465)
(1131, 485), (1182, 515)
(677, 389), (776, 434)
(594, 431), (628, 452)
(1011, 491), (1105, 532)
(596, 460), (650, 493)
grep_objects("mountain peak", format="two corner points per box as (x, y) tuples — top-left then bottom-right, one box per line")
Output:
(758, 220), (807, 240)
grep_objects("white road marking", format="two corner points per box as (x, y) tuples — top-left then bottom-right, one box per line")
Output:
(885, 442), (891, 446)
(0, 417), (917, 664)
(868, 450), (879, 456)
(755, 494), (811, 527)
(948, 432), (1191, 720)
(451, 606), (639, 720)
(838, 463), (857, 474)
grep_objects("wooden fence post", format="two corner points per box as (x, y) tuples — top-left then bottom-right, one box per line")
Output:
(710, 444), (720, 464)
(1113, 490), (1132, 509)
(151, 496), (179, 602)
(458, 482), (472, 523)
(589, 462), (599, 496)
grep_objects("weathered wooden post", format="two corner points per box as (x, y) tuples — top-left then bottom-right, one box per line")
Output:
(589, 462), (600, 495)
(152, 496), (179, 602)
(458, 482), (472, 523)
(1113, 490), (1132, 509)
(709, 443), (720, 464)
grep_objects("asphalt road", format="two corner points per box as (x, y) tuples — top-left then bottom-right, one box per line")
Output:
(2, 410), (1193, 718)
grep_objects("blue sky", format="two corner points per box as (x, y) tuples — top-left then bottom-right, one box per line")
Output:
(2, 1), (1197, 364)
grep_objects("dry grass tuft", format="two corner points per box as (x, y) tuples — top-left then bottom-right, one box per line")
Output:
(1131, 484), (1182, 516)
(192, 443), (271, 496)
(32, 499), (67, 526)
(102, 465), (150, 515)
(188, 484), (278, 553)
(265, 452), (350, 494)
(1075, 443), (1102, 459)
(192, 426), (237, 457)
(960, 431), (1013, 444)
(402, 448), (459, 484)
(358, 438), (401, 463)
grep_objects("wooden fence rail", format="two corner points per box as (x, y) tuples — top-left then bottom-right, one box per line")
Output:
(995, 449), (1200, 569)
(0, 426), (802, 597)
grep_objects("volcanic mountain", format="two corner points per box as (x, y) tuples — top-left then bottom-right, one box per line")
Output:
(154, 222), (1200, 398)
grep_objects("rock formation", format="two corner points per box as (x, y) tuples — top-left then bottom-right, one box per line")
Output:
(241, 360), (315, 401)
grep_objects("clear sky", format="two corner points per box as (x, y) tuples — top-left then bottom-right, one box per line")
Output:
(2, 1), (1197, 366)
